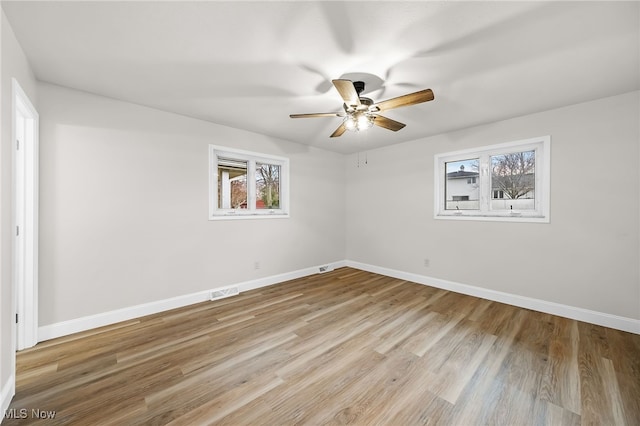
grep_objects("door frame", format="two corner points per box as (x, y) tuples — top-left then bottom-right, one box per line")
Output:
(12, 78), (39, 352)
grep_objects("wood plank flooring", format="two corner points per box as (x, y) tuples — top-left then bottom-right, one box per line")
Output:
(4, 268), (640, 425)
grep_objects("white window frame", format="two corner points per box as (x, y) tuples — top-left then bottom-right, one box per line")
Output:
(434, 136), (550, 223)
(209, 145), (289, 220)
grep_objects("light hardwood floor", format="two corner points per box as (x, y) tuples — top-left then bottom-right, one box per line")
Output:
(5, 268), (640, 425)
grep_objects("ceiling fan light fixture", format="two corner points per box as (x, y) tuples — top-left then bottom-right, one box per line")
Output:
(344, 111), (374, 132)
(290, 79), (434, 138)
(344, 115), (357, 131)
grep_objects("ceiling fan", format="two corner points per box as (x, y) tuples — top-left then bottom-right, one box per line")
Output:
(290, 79), (434, 138)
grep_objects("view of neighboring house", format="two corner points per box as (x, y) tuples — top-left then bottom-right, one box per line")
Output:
(446, 164), (535, 210)
(446, 165), (480, 202)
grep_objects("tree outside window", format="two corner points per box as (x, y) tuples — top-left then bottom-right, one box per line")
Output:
(491, 151), (535, 199)
(256, 163), (280, 209)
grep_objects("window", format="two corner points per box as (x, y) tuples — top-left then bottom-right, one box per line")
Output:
(434, 136), (550, 222)
(210, 146), (289, 219)
(445, 159), (479, 210)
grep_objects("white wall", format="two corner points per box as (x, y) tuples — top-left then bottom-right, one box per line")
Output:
(1, 9), (38, 413)
(37, 82), (346, 326)
(346, 91), (640, 321)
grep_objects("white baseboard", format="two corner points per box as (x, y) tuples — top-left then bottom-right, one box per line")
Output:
(346, 260), (640, 335)
(38, 261), (347, 342)
(37, 259), (638, 342)
(1, 374), (15, 421)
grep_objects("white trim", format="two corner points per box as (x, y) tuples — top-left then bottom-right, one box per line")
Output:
(345, 260), (640, 335)
(1, 374), (16, 420)
(38, 261), (346, 342)
(36, 258), (638, 342)
(12, 79), (39, 351)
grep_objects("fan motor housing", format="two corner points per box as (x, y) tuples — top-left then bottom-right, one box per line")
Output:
(354, 81), (374, 109)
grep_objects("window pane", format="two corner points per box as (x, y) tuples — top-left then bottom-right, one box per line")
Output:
(256, 163), (280, 209)
(445, 159), (479, 210)
(490, 150), (535, 210)
(218, 158), (247, 209)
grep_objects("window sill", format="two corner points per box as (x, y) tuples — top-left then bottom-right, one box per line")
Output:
(209, 213), (290, 221)
(435, 213), (549, 223)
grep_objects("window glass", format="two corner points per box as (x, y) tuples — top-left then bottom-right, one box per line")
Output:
(445, 159), (479, 210)
(490, 151), (535, 211)
(217, 158), (247, 209)
(256, 163), (280, 209)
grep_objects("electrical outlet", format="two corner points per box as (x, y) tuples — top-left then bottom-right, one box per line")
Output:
(423, 258), (430, 267)
(254, 261), (260, 270)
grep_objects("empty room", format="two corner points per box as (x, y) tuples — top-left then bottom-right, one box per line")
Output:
(1, 1), (639, 425)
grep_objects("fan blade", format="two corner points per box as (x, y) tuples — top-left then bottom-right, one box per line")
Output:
(290, 112), (343, 118)
(332, 79), (361, 106)
(330, 122), (347, 138)
(373, 115), (406, 132)
(375, 89), (434, 111)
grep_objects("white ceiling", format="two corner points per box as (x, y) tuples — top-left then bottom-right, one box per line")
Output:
(3, 1), (639, 154)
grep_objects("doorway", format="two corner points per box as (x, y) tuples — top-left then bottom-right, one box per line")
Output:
(12, 78), (39, 351)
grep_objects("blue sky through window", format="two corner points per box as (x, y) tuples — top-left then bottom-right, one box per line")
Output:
(446, 158), (479, 174)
